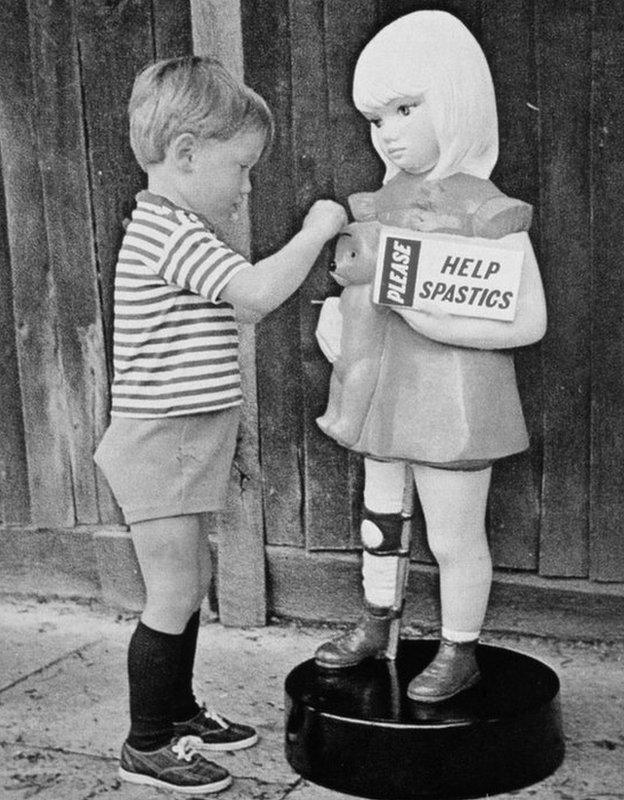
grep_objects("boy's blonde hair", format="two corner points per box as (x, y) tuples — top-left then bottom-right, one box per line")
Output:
(129, 56), (274, 170)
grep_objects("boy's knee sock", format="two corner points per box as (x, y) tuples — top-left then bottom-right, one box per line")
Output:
(171, 610), (202, 723)
(126, 620), (183, 751)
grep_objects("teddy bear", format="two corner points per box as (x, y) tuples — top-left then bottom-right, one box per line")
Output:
(316, 220), (385, 446)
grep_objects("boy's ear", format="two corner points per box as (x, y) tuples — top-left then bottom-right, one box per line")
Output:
(170, 132), (197, 172)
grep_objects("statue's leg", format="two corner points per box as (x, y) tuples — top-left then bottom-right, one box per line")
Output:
(407, 465), (492, 702)
(315, 460), (412, 669)
(385, 470), (415, 659)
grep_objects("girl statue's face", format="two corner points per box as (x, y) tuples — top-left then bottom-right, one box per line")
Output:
(364, 95), (439, 175)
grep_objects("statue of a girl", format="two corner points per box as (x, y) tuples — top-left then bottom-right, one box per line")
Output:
(314, 10), (547, 703)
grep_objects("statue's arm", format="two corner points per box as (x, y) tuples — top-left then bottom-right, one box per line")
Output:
(396, 232), (547, 350)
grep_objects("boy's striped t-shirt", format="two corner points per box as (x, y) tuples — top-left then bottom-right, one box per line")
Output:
(110, 191), (251, 418)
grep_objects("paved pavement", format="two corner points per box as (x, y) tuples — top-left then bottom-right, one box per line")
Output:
(0, 596), (622, 800)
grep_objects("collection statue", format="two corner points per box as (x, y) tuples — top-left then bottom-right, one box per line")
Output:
(313, 10), (547, 703)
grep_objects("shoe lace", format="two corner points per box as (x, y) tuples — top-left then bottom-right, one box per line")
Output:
(199, 706), (229, 730)
(172, 735), (203, 762)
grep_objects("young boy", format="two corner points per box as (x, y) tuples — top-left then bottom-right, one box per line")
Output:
(94, 56), (346, 794)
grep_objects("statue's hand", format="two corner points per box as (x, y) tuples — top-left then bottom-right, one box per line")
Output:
(378, 206), (472, 235)
(472, 196), (533, 238)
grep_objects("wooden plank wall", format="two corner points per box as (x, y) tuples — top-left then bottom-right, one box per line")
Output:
(0, 156), (30, 526)
(242, 0), (624, 582)
(1, 0), (623, 606)
(536, 0), (591, 577)
(0, 0), (193, 529)
(590, 3), (624, 580)
(190, 0), (268, 625)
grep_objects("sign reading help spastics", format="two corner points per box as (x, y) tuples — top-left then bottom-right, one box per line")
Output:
(372, 228), (525, 321)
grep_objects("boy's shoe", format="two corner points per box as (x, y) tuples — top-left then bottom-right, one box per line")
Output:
(173, 706), (258, 752)
(119, 735), (232, 795)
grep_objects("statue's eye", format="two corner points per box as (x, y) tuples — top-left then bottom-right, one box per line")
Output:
(351, 251), (356, 258)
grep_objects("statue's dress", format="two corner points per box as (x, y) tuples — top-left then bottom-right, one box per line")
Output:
(317, 172), (533, 464)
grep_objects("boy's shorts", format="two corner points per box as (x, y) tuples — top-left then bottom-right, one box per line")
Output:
(94, 407), (241, 525)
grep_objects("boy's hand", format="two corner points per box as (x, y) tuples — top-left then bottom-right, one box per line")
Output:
(303, 200), (348, 240)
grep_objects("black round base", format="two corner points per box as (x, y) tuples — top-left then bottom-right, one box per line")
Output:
(285, 640), (564, 800)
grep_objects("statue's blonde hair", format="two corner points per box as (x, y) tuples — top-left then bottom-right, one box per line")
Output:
(353, 11), (498, 182)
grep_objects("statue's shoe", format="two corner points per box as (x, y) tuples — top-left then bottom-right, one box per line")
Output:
(314, 604), (396, 669)
(407, 638), (480, 703)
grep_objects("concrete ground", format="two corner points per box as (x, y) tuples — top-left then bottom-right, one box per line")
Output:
(0, 596), (622, 800)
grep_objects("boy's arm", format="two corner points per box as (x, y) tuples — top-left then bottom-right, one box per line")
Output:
(396, 232), (547, 350)
(220, 200), (347, 320)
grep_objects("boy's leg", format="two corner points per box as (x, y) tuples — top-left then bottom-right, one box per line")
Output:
(132, 514), (204, 634)
(120, 514), (233, 794)
(171, 529), (258, 751)
(407, 465), (492, 702)
(171, 526), (211, 723)
(127, 514), (203, 751)
(171, 610), (202, 723)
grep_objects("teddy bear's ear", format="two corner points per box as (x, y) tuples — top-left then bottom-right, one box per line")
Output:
(348, 191), (376, 221)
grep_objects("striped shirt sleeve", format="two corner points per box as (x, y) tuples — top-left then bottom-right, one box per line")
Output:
(156, 218), (251, 303)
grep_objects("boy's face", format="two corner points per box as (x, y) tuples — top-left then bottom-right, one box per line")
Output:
(186, 128), (266, 225)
